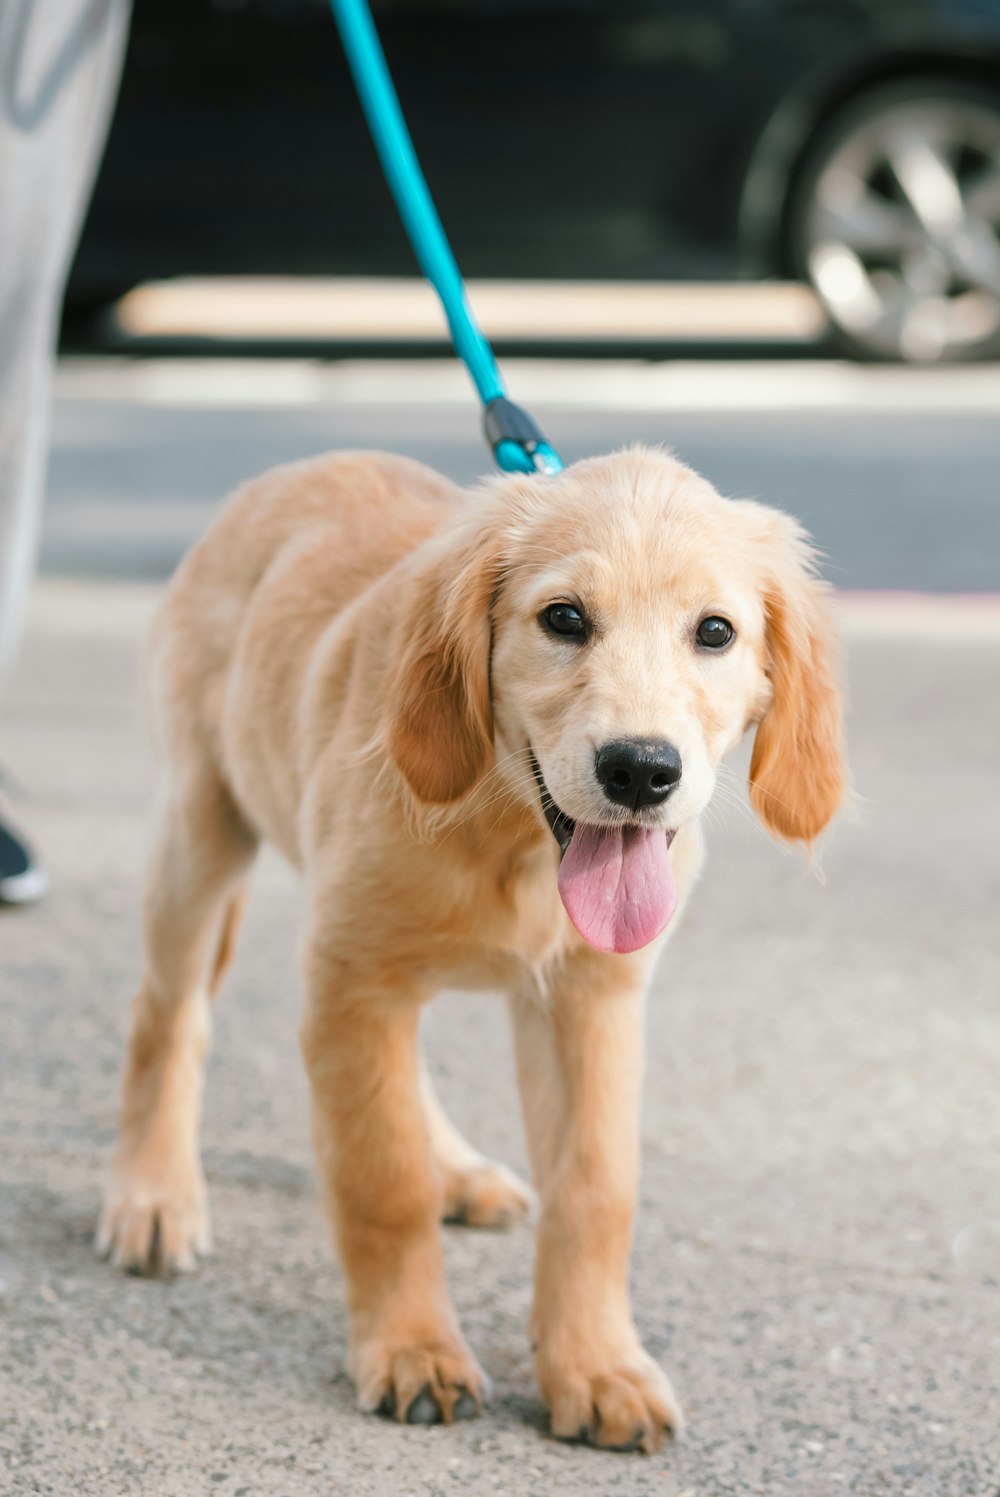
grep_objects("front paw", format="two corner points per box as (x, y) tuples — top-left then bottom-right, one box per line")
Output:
(538, 1343), (683, 1453)
(352, 1325), (490, 1427)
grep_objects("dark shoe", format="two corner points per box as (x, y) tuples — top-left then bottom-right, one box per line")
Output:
(0, 802), (47, 905)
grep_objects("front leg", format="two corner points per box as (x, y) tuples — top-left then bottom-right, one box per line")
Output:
(510, 949), (683, 1453)
(301, 945), (487, 1426)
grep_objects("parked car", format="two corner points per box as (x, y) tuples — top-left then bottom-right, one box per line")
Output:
(68, 0), (1000, 361)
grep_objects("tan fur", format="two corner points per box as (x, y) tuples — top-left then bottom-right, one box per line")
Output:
(98, 446), (844, 1451)
(748, 522), (844, 842)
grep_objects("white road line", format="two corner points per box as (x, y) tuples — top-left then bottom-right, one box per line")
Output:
(56, 356), (1000, 413)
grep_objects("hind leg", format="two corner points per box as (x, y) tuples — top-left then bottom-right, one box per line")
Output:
(420, 1063), (533, 1230)
(97, 769), (257, 1274)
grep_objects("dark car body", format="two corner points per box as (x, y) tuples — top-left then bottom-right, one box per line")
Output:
(68, 0), (1000, 307)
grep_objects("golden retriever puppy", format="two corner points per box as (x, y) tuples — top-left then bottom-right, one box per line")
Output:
(97, 445), (844, 1453)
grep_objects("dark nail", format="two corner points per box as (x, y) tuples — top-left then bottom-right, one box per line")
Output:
(452, 1390), (478, 1421)
(405, 1386), (442, 1425)
(376, 1388), (397, 1419)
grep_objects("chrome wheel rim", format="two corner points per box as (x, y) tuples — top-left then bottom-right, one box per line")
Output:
(804, 98), (1000, 360)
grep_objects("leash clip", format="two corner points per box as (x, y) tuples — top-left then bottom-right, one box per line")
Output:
(483, 397), (564, 476)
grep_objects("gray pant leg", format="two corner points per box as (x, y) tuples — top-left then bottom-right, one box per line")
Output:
(0, 0), (130, 675)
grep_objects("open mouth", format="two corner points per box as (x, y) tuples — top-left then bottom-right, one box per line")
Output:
(530, 752), (576, 855)
(529, 752), (679, 956)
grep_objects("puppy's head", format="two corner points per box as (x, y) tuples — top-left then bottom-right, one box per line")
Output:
(387, 447), (845, 953)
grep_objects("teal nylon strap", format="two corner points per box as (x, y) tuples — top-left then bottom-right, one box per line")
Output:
(328, 0), (563, 475)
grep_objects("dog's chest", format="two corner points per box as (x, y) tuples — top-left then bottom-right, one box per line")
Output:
(459, 842), (573, 974)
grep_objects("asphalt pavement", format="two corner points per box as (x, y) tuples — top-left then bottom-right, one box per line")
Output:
(44, 356), (1000, 592)
(2, 358), (999, 1497)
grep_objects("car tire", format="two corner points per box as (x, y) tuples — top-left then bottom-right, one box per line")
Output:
(787, 78), (1000, 363)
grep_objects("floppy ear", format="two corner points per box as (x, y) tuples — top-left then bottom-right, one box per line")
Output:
(386, 525), (499, 804)
(749, 525), (845, 845)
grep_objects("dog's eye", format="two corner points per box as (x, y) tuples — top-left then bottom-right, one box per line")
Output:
(541, 603), (588, 640)
(696, 616), (734, 650)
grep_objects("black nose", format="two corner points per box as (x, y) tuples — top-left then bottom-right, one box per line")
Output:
(595, 739), (682, 811)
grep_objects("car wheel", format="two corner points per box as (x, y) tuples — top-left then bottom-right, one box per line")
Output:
(789, 80), (1000, 362)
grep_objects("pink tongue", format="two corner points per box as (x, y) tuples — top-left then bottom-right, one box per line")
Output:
(557, 824), (677, 954)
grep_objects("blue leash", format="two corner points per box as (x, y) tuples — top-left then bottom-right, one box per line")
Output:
(328, 0), (563, 476)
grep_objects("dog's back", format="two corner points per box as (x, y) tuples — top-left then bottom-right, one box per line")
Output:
(143, 450), (460, 856)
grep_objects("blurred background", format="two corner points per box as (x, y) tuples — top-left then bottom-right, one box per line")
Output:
(66, 0), (1000, 364)
(45, 0), (1000, 586)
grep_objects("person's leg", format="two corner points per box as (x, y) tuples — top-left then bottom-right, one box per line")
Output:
(0, 0), (131, 900)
